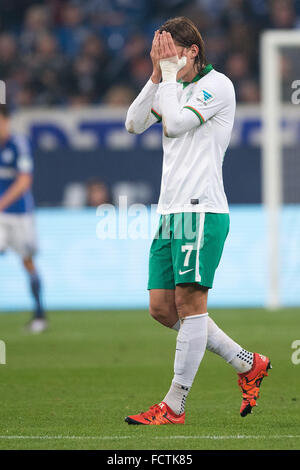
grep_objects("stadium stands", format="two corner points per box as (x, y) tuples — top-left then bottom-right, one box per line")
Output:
(1, 0), (299, 108)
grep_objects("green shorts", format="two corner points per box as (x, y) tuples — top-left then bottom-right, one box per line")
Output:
(148, 212), (229, 290)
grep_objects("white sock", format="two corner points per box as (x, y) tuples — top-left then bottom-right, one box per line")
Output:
(229, 348), (254, 373)
(164, 313), (208, 414)
(207, 316), (253, 373)
(172, 316), (241, 362)
(206, 316), (241, 362)
(162, 381), (189, 415)
(171, 315), (253, 374)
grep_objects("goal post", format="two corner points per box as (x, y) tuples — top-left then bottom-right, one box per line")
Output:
(260, 30), (300, 309)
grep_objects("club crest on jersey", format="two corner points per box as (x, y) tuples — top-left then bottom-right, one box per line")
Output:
(197, 89), (214, 104)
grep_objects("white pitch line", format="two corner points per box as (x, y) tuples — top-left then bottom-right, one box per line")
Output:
(0, 435), (299, 441)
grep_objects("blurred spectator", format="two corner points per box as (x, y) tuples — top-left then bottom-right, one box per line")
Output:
(86, 179), (110, 207)
(238, 79), (260, 103)
(152, 0), (194, 19)
(25, 32), (66, 105)
(103, 85), (136, 107)
(66, 54), (100, 105)
(195, 0), (229, 18)
(224, 52), (259, 102)
(128, 57), (153, 90)
(20, 4), (51, 54)
(0, 1), (44, 30)
(82, 33), (106, 61)
(205, 31), (229, 69)
(123, 33), (150, 61)
(0, 34), (18, 79)
(56, 2), (88, 57)
(62, 179), (110, 207)
(225, 52), (251, 82)
(104, 32), (150, 92)
(72, 0), (149, 26)
(268, 0), (297, 29)
(228, 23), (256, 58)
(13, 86), (35, 108)
(63, 33), (109, 104)
(0, 0), (300, 106)
(67, 94), (92, 107)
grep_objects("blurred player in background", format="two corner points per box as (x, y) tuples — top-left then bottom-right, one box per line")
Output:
(0, 105), (47, 333)
(125, 17), (271, 425)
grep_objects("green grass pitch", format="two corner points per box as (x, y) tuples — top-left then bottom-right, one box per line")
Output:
(0, 308), (299, 450)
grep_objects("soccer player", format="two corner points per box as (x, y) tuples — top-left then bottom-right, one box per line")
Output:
(0, 105), (47, 333)
(124, 17), (271, 425)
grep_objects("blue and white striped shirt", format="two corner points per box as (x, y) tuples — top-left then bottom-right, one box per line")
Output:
(0, 134), (34, 213)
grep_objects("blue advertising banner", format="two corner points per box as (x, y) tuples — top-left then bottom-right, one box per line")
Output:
(32, 146), (261, 207)
(1, 206), (300, 311)
(12, 106), (300, 151)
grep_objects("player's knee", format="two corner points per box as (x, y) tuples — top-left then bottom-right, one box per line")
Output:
(175, 284), (208, 317)
(149, 302), (164, 321)
(149, 301), (170, 323)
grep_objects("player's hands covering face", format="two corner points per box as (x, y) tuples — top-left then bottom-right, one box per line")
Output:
(151, 30), (187, 83)
(150, 30), (162, 84)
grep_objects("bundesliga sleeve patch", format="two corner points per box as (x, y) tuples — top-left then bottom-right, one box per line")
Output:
(197, 89), (215, 104)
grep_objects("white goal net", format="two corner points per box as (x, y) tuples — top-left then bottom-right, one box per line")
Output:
(261, 31), (300, 309)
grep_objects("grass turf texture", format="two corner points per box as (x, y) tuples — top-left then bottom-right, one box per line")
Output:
(0, 308), (299, 450)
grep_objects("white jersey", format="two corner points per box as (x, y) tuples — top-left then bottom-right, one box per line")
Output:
(125, 65), (236, 214)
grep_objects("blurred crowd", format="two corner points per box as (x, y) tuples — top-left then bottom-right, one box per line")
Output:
(1, 0), (300, 108)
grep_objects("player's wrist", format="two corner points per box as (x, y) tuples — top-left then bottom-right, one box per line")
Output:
(151, 70), (161, 84)
(160, 58), (177, 83)
(160, 56), (187, 83)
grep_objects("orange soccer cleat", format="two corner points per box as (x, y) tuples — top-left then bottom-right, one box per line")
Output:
(125, 402), (185, 425)
(238, 352), (272, 417)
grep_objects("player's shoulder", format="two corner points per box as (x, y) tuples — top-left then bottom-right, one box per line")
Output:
(197, 68), (235, 98)
(11, 132), (31, 146)
(10, 133), (32, 154)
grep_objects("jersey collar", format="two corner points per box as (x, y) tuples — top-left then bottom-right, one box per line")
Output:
(179, 64), (213, 89)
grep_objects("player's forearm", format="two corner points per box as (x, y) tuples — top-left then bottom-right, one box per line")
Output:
(159, 83), (199, 138)
(125, 79), (159, 134)
(0, 174), (32, 211)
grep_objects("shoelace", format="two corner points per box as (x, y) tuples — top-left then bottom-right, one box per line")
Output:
(141, 404), (161, 419)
